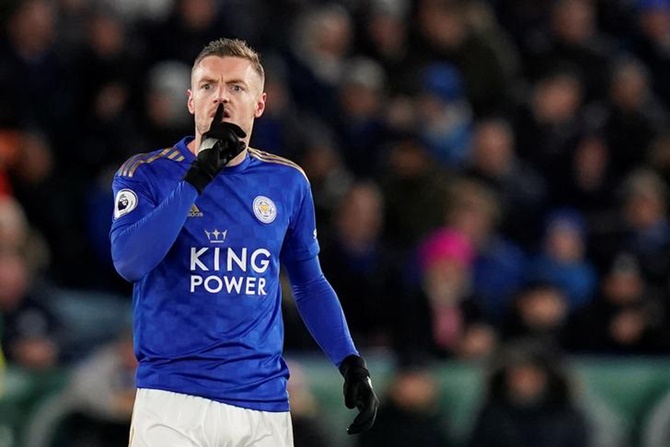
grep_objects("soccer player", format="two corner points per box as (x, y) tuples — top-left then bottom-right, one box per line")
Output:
(110, 38), (378, 446)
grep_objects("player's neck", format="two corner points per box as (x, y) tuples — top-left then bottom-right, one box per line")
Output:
(227, 148), (248, 166)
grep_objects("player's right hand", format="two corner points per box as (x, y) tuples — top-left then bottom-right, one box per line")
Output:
(184, 103), (247, 194)
(200, 102), (247, 162)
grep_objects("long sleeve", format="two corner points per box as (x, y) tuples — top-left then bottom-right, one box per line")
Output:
(284, 256), (358, 366)
(110, 180), (198, 282)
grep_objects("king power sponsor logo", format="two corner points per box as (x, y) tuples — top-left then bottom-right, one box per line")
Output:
(189, 246), (271, 296)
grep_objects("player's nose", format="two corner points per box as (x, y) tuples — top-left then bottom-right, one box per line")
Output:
(215, 86), (230, 104)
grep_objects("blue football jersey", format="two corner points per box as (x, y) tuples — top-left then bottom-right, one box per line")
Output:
(110, 137), (321, 411)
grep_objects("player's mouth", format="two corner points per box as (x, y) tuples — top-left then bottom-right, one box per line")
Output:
(209, 107), (232, 119)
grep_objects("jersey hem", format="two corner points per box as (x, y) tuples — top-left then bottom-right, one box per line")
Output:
(136, 384), (291, 412)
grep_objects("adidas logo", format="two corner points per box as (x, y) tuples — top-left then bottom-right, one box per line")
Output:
(188, 204), (203, 217)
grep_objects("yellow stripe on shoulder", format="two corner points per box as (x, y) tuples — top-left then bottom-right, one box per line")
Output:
(248, 148), (307, 180)
(118, 147), (181, 178)
(118, 153), (144, 177)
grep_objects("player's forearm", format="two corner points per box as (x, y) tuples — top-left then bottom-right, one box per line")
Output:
(286, 257), (358, 365)
(111, 181), (198, 282)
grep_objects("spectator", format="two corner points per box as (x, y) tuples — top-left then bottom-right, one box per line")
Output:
(134, 60), (193, 150)
(647, 132), (670, 196)
(335, 57), (388, 178)
(593, 56), (668, 182)
(320, 181), (399, 348)
(464, 117), (546, 247)
(140, 0), (226, 67)
(565, 253), (670, 355)
(417, 62), (473, 170)
(0, 0), (76, 158)
(501, 282), (571, 348)
(286, 360), (333, 447)
(446, 177), (527, 326)
(249, 54), (306, 159)
(284, 3), (353, 122)
(297, 120), (354, 239)
(394, 227), (496, 361)
(9, 129), (91, 288)
(591, 167), (670, 288)
(523, 0), (616, 102)
(71, 6), (141, 178)
(0, 196), (61, 371)
(631, 0), (670, 108)
(468, 339), (590, 447)
(493, 0), (552, 56)
(96, 0), (172, 25)
(380, 133), (452, 254)
(358, 0), (414, 95)
(553, 132), (618, 219)
(61, 327), (136, 447)
(525, 208), (598, 311)
(512, 67), (585, 202)
(409, 0), (519, 116)
(358, 363), (451, 447)
(620, 168), (670, 286)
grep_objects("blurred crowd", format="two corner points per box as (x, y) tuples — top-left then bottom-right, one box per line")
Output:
(2, 0), (670, 445)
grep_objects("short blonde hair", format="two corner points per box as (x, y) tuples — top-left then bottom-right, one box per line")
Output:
(193, 38), (265, 84)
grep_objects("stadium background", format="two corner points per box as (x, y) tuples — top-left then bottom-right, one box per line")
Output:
(3, 0), (670, 446)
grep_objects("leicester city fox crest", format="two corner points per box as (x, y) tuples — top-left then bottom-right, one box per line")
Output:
(253, 196), (277, 224)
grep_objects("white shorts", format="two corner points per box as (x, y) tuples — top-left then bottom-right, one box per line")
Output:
(129, 388), (294, 447)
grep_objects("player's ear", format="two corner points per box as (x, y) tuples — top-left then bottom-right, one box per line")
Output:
(187, 89), (195, 114)
(254, 92), (266, 118)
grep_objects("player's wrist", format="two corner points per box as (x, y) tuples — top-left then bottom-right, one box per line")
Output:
(339, 354), (369, 378)
(183, 161), (214, 195)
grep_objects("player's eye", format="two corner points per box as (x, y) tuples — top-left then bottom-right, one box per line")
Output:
(231, 84), (244, 92)
(201, 83), (211, 90)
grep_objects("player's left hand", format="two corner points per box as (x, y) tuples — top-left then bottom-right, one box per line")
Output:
(339, 354), (379, 434)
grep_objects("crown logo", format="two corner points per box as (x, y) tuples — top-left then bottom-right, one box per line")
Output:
(204, 229), (227, 243)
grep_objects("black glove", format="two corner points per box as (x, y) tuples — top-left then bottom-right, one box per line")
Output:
(183, 103), (247, 194)
(339, 354), (379, 435)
